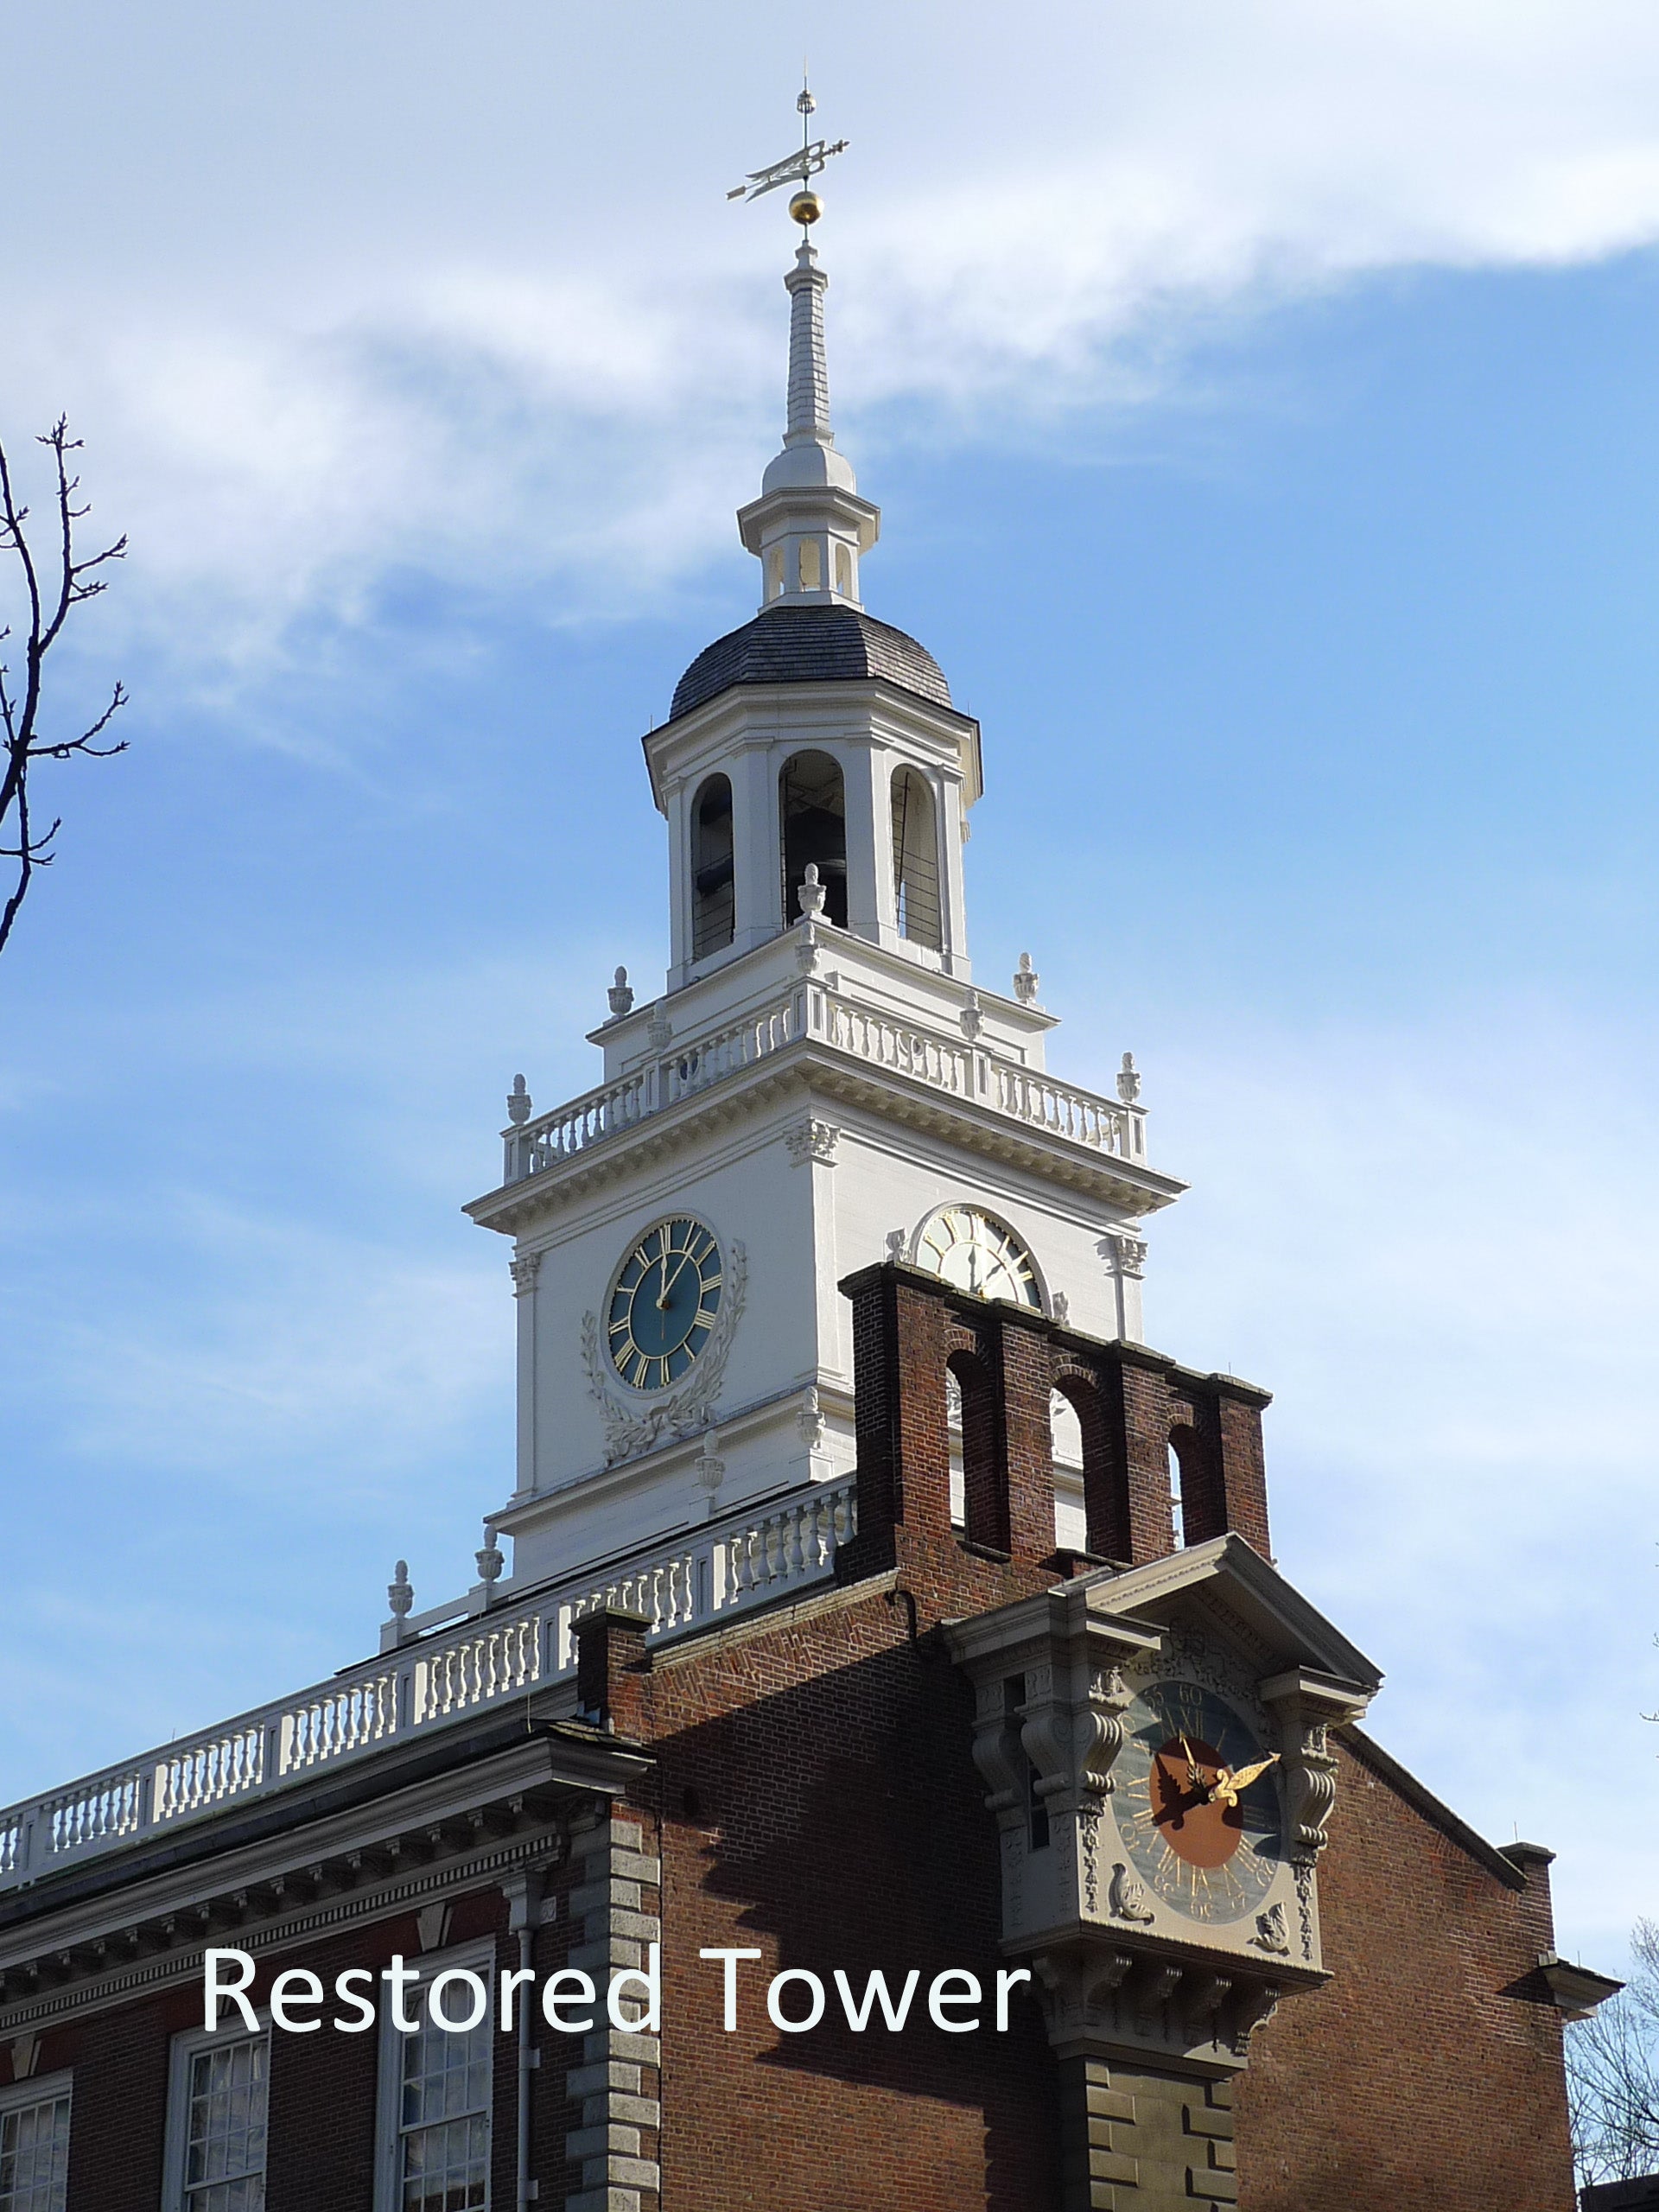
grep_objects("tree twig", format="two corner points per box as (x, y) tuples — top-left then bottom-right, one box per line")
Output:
(0, 417), (127, 958)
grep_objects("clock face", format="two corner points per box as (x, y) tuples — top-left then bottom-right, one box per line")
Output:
(607, 1217), (723, 1393)
(1115, 1680), (1282, 1924)
(913, 1207), (1039, 1306)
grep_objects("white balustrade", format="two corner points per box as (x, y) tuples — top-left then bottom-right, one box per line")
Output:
(278, 1674), (398, 1776)
(416, 1615), (541, 1724)
(154, 1726), (265, 1824)
(503, 978), (1143, 1187)
(0, 1478), (858, 1892)
(41, 1769), (147, 1857)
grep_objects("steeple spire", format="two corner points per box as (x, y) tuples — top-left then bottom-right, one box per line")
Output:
(785, 244), (832, 448)
(731, 83), (880, 611)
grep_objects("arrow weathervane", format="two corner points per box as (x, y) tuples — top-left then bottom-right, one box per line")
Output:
(728, 77), (847, 225)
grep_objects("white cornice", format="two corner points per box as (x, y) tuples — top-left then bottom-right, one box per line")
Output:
(643, 675), (982, 816)
(467, 1044), (1183, 1238)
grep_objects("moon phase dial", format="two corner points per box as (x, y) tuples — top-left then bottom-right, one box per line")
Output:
(1114, 1679), (1283, 1924)
(607, 1217), (724, 1394)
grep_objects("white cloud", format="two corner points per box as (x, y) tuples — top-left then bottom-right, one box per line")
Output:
(5, 2), (1659, 670)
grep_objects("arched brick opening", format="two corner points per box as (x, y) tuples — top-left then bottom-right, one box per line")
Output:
(947, 1348), (1005, 1555)
(1168, 1424), (1198, 1548)
(1052, 1368), (1128, 1564)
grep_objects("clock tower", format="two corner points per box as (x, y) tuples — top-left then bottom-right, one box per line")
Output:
(465, 213), (1185, 1589)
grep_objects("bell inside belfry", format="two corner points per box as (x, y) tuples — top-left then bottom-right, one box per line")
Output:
(779, 749), (848, 928)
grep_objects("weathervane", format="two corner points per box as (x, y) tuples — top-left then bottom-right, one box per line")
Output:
(727, 74), (847, 228)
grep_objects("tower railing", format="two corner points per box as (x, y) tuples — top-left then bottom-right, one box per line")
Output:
(0, 1478), (856, 1895)
(503, 980), (1145, 1183)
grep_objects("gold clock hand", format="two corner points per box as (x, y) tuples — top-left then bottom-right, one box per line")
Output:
(656, 1245), (696, 1309)
(1179, 1734), (1204, 1794)
(1212, 1752), (1280, 1807)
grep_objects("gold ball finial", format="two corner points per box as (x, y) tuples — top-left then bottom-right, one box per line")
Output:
(789, 188), (823, 226)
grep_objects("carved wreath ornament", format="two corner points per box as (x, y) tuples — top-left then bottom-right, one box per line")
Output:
(581, 1241), (748, 1466)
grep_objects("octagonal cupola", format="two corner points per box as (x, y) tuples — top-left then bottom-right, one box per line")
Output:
(735, 241), (880, 609)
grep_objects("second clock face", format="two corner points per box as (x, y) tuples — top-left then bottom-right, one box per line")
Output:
(914, 1206), (1040, 1306)
(607, 1217), (723, 1392)
(1115, 1679), (1282, 1924)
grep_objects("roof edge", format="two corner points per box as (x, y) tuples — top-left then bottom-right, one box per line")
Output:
(1339, 1723), (1528, 1891)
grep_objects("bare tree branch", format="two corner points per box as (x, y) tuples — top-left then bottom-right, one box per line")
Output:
(1569, 1920), (1659, 2186)
(0, 416), (127, 959)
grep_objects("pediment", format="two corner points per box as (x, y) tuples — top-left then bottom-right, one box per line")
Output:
(1085, 1534), (1381, 1704)
(946, 1532), (1380, 1711)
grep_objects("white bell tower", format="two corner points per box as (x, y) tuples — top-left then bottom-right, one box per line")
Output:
(467, 176), (1185, 1592)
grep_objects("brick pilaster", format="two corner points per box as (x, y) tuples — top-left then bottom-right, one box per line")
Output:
(1212, 1384), (1271, 1558)
(842, 1263), (953, 1571)
(993, 1307), (1062, 1567)
(1116, 1358), (1178, 1565)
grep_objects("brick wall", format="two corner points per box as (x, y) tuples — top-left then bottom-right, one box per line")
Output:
(639, 1578), (1063, 2212)
(1237, 1733), (1575, 2212)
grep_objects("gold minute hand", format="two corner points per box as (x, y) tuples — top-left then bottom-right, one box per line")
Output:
(1212, 1752), (1280, 1808)
(1179, 1735), (1205, 1796)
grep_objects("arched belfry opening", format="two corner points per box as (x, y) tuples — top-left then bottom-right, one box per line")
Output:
(889, 766), (942, 950)
(779, 750), (848, 928)
(1169, 1426), (1197, 1549)
(1052, 1374), (1130, 1563)
(947, 1349), (1006, 1555)
(690, 773), (735, 959)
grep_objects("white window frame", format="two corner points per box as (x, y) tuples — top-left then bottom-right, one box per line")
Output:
(374, 1939), (497, 2212)
(162, 2012), (270, 2212)
(0, 2069), (73, 2212)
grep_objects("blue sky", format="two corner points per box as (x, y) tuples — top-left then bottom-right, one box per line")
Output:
(2, 1), (1656, 1972)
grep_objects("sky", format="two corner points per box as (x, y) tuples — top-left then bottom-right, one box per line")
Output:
(1, 0), (1656, 1974)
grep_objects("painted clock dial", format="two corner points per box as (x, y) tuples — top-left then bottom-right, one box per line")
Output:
(914, 1207), (1040, 1306)
(607, 1217), (723, 1393)
(1115, 1680), (1282, 1924)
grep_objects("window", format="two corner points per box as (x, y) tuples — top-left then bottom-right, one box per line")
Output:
(377, 1945), (493, 2212)
(690, 773), (734, 959)
(779, 750), (847, 928)
(164, 2024), (268, 2212)
(798, 537), (822, 590)
(766, 545), (784, 600)
(889, 767), (942, 949)
(834, 543), (853, 596)
(0, 2073), (71, 2212)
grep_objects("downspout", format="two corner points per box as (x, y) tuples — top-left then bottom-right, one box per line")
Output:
(505, 1869), (545, 2207)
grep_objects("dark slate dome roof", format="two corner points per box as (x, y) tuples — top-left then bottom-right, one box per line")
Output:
(670, 601), (953, 723)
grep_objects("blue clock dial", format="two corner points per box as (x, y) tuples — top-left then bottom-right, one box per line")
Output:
(607, 1217), (723, 1393)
